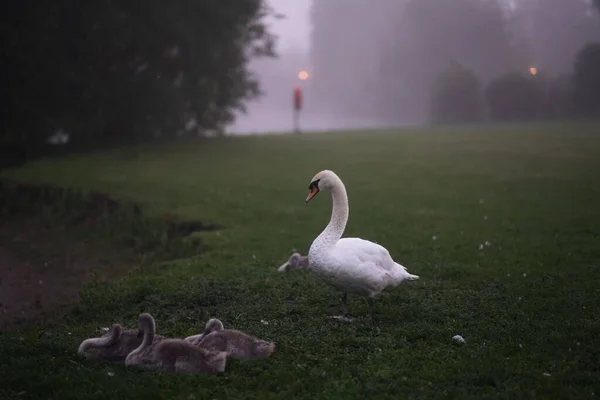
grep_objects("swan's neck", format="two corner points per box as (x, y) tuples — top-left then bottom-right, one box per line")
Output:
(315, 180), (349, 248)
(78, 325), (121, 355)
(78, 336), (111, 355)
(130, 326), (154, 358)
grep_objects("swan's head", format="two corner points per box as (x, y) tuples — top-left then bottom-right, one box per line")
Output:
(138, 313), (156, 334)
(278, 252), (309, 272)
(184, 318), (224, 344)
(109, 323), (126, 340)
(205, 318), (224, 333)
(306, 170), (339, 203)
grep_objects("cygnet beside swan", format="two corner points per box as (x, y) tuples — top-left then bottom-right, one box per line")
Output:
(277, 252), (309, 272)
(304, 169), (419, 321)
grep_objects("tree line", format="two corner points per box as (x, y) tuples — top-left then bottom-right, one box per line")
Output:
(0, 0), (277, 161)
(310, 0), (600, 125)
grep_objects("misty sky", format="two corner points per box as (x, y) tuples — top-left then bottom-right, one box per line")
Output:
(267, 0), (311, 52)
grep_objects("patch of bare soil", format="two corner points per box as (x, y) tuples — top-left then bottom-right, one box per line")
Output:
(0, 220), (127, 332)
(0, 183), (221, 331)
(0, 246), (77, 330)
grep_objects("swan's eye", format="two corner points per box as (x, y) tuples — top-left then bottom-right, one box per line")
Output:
(308, 179), (320, 190)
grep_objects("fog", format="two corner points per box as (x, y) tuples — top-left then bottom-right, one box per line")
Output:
(229, 0), (351, 135)
(229, 0), (600, 134)
(229, 0), (402, 134)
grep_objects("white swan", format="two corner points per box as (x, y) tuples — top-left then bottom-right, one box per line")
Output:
(305, 169), (419, 321)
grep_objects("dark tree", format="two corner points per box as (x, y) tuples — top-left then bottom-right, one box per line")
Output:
(543, 75), (576, 119)
(572, 43), (600, 117)
(510, 0), (600, 76)
(0, 1), (277, 155)
(429, 64), (485, 124)
(485, 73), (545, 122)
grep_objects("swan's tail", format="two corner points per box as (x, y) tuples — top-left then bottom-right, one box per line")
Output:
(395, 263), (420, 281)
(404, 273), (420, 281)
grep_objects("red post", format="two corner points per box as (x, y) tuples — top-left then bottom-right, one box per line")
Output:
(293, 87), (303, 133)
(294, 87), (303, 111)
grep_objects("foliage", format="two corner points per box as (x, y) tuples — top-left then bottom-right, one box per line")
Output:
(511, 0), (600, 76)
(572, 43), (600, 117)
(308, 0), (600, 125)
(429, 64), (485, 124)
(0, 0), (277, 152)
(542, 75), (576, 120)
(1, 124), (600, 398)
(484, 73), (546, 121)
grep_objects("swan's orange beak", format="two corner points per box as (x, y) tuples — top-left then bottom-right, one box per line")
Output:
(305, 186), (319, 203)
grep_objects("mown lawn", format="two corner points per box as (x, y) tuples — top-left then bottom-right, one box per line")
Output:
(1, 122), (600, 399)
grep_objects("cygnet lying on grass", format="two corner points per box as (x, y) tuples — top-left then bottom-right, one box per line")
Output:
(78, 323), (167, 362)
(186, 318), (275, 360)
(125, 313), (227, 374)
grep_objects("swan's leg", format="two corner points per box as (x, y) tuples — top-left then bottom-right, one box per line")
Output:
(368, 298), (376, 323)
(341, 292), (349, 315)
(341, 292), (355, 321)
(328, 293), (355, 322)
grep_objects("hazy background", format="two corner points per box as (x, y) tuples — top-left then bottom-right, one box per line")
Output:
(3, 0), (598, 147)
(230, 0), (600, 134)
(230, 0), (394, 134)
(228, 0), (316, 134)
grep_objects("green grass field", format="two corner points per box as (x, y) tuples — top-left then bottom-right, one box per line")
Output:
(1, 122), (600, 399)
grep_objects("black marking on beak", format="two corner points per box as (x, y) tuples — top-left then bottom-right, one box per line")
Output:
(308, 179), (320, 190)
(306, 180), (320, 203)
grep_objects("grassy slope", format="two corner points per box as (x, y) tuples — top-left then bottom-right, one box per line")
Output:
(1, 122), (600, 399)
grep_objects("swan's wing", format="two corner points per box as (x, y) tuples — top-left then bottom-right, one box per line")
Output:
(334, 237), (396, 272)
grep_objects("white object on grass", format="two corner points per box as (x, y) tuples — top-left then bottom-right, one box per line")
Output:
(452, 335), (466, 344)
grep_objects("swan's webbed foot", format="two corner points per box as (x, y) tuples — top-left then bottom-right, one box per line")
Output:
(329, 314), (355, 323)
(342, 313), (355, 322)
(327, 292), (356, 322)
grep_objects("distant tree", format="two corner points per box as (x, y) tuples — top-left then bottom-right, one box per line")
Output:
(429, 64), (485, 124)
(485, 73), (545, 121)
(309, 0), (404, 120)
(543, 75), (576, 119)
(0, 1), (277, 154)
(402, 0), (523, 80)
(510, 0), (600, 76)
(396, 0), (524, 122)
(572, 43), (600, 117)
(309, 0), (522, 124)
